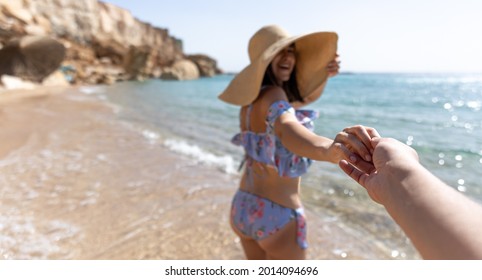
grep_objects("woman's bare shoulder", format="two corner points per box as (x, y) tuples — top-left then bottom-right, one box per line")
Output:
(256, 86), (288, 109)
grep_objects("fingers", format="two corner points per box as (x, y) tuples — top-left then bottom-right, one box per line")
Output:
(370, 136), (382, 149)
(334, 124), (381, 171)
(343, 125), (381, 156)
(336, 141), (375, 173)
(339, 160), (383, 204)
(366, 127), (381, 138)
(347, 133), (372, 161)
(332, 141), (357, 163)
(339, 160), (368, 187)
(343, 125), (376, 147)
(327, 54), (340, 77)
(335, 131), (371, 162)
(332, 141), (376, 175)
(353, 157), (376, 174)
(327, 60), (340, 69)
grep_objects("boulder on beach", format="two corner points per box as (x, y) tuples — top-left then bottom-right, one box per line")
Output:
(0, 36), (65, 83)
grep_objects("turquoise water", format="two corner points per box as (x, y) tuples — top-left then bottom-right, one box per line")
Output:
(91, 73), (481, 258)
(316, 73), (482, 200)
(102, 73), (482, 202)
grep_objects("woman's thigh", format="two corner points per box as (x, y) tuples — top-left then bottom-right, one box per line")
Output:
(258, 219), (306, 260)
(230, 218), (267, 259)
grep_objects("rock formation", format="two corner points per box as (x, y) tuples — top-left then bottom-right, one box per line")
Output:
(0, 0), (222, 87)
(188, 54), (223, 77)
(0, 36), (65, 82)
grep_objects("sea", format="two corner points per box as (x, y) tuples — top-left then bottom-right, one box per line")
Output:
(85, 72), (482, 259)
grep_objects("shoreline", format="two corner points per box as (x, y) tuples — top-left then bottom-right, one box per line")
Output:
(0, 86), (246, 259)
(0, 86), (419, 259)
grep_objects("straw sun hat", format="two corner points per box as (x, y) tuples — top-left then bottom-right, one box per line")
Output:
(218, 25), (338, 106)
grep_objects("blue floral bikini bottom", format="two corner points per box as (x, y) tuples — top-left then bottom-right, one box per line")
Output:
(230, 190), (307, 249)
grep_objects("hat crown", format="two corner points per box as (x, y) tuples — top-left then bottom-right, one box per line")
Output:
(248, 25), (290, 62)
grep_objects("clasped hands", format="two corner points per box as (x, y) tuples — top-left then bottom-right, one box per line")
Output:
(330, 125), (380, 174)
(331, 125), (421, 204)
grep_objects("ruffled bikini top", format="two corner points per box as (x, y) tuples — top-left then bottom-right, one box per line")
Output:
(231, 100), (319, 178)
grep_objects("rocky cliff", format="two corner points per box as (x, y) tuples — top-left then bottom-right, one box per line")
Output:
(0, 0), (222, 88)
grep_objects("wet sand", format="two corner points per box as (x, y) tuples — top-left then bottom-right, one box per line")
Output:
(0, 87), (418, 259)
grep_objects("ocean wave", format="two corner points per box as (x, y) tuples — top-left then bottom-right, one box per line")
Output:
(79, 86), (106, 95)
(0, 216), (80, 259)
(163, 139), (237, 174)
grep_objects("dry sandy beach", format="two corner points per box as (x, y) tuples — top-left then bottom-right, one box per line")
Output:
(0, 86), (417, 259)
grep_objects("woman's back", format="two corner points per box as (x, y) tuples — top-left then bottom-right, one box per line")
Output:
(237, 96), (303, 209)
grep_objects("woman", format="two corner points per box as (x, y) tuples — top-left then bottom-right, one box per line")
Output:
(219, 25), (378, 259)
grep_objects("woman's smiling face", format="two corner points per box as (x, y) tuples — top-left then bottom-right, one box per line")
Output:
(270, 44), (296, 85)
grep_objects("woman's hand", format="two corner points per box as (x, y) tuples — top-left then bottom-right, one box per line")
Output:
(328, 125), (380, 172)
(327, 54), (340, 78)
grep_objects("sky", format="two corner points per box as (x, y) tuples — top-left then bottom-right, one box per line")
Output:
(104, 0), (482, 73)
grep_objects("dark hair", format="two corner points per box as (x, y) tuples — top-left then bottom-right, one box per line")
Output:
(261, 64), (303, 103)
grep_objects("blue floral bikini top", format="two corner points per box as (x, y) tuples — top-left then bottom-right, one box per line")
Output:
(231, 100), (319, 178)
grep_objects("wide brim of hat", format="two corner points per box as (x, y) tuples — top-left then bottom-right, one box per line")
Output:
(218, 31), (338, 106)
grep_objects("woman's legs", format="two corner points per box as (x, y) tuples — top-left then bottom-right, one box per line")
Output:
(231, 218), (267, 259)
(239, 237), (267, 260)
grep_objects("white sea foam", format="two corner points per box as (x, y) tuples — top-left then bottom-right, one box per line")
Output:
(0, 216), (80, 259)
(163, 139), (237, 174)
(142, 130), (160, 143)
(79, 86), (105, 95)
